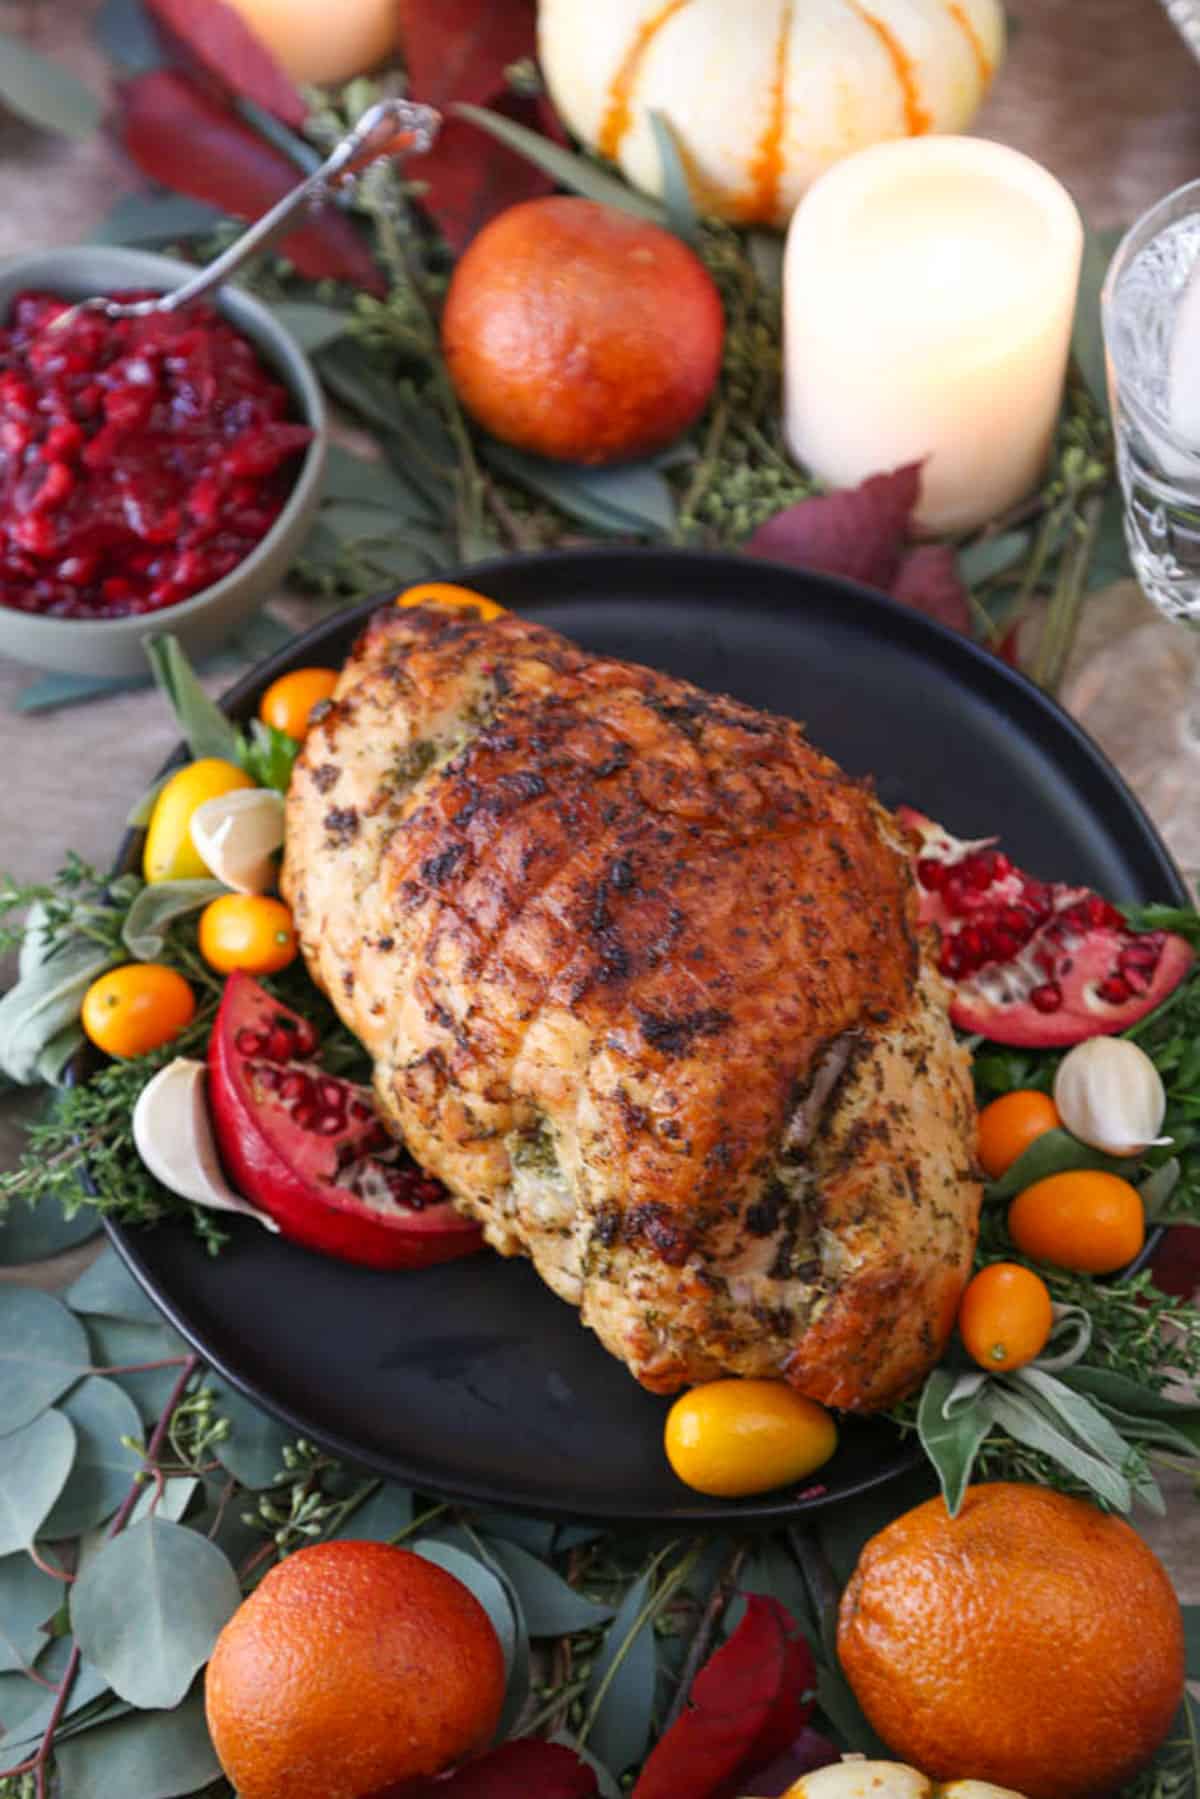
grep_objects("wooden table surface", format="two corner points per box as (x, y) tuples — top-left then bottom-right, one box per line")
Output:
(1, 0), (1199, 1584)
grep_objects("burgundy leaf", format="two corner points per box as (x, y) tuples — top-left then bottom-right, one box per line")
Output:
(411, 87), (555, 252)
(1151, 1225), (1200, 1300)
(386, 1740), (600, 1797)
(995, 621), (1023, 668)
(745, 465), (922, 592)
(145, 0), (307, 125)
(741, 1726), (841, 1797)
(399, 0), (537, 108)
(118, 71), (385, 295)
(892, 541), (972, 635)
(633, 1597), (816, 1799)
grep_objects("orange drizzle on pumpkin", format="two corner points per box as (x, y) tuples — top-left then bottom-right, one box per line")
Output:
(597, 0), (693, 162)
(945, 0), (994, 86)
(847, 1), (932, 135)
(741, 0), (793, 223)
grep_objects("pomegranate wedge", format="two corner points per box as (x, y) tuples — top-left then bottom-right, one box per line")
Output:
(898, 807), (1193, 1047)
(207, 973), (483, 1269)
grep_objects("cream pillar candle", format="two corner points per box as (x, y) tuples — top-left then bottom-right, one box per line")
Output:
(782, 137), (1084, 534)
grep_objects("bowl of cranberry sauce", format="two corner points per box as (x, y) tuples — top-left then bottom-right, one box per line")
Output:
(0, 247), (327, 676)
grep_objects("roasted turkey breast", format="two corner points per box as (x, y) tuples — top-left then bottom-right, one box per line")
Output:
(282, 603), (981, 1411)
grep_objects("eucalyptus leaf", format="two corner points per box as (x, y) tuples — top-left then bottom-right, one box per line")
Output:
(551, 1731), (623, 1799)
(484, 1536), (615, 1636)
(317, 341), (426, 436)
(267, 301), (351, 352)
(41, 1377), (144, 1539)
(0, 1288), (91, 1435)
(55, 1687), (221, 1799)
(454, 104), (668, 226)
(0, 1411), (76, 1554)
(357, 537), (447, 580)
(1072, 225), (1125, 411)
(89, 193), (224, 248)
(78, 1476), (198, 1578)
(121, 881), (226, 962)
(0, 1638), (111, 1757)
(960, 529), (1033, 586)
(985, 1127), (1128, 1200)
(0, 1184), (99, 1261)
(0, 32), (102, 137)
(70, 1518), (240, 1709)
(83, 1320), (189, 1428)
(67, 1246), (165, 1326)
(92, 0), (166, 72)
(1141, 1157), (1181, 1219)
(813, 1663), (892, 1758)
(472, 1508), (556, 1558)
(208, 1378), (296, 1489)
(0, 937), (118, 1085)
(582, 1572), (657, 1776)
(328, 1482), (413, 1542)
(648, 110), (700, 244)
(917, 1368), (994, 1515)
(1183, 1604), (1200, 1681)
(483, 442), (676, 537)
(0, 1662), (59, 1743)
(1088, 485), (1134, 591)
(321, 501), (426, 544)
(321, 446), (435, 517)
(143, 635), (241, 765)
(411, 1537), (517, 1679)
(988, 1386), (1132, 1511)
(0, 1553), (66, 1674)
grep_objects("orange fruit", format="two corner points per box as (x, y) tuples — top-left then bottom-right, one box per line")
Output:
(259, 667), (339, 740)
(1008, 1169), (1144, 1273)
(205, 1540), (506, 1799)
(441, 196), (724, 465)
(395, 581), (507, 621)
(838, 1483), (1183, 1799)
(199, 895), (298, 976)
(957, 1262), (1053, 1372)
(977, 1090), (1060, 1178)
(81, 964), (196, 1059)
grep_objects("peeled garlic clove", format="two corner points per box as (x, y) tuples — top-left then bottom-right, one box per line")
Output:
(189, 787), (285, 894)
(133, 1058), (279, 1230)
(1053, 1036), (1169, 1157)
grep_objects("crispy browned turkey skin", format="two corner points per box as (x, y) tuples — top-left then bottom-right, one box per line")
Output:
(282, 605), (981, 1411)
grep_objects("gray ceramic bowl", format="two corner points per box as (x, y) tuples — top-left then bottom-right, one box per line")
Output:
(0, 247), (327, 677)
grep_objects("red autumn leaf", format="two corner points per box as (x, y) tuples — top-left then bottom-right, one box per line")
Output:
(741, 1725), (841, 1797)
(995, 621), (1023, 668)
(118, 71), (385, 295)
(633, 1596), (816, 1799)
(389, 1739), (600, 1797)
(145, 0), (307, 125)
(1151, 1225), (1200, 1300)
(411, 88), (556, 252)
(745, 465), (922, 592)
(399, 0), (537, 108)
(892, 541), (972, 636)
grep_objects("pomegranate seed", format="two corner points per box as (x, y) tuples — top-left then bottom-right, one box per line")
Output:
(292, 1104), (316, 1130)
(991, 853), (1012, 878)
(966, 854), (995, 891)
(916, 858), (946, 891)
(315, 1111), (344, 1135)
(317, 1079), (345, 1110)
(1030, 982), (1063, 1012)
(235, 1029), (265, 1056)
(266, 1026), (294, 1063)
(1096, 975), (1132, 1004)
(255, 1065), (282, 1092)
(349, 1099), (373, 1122)
(280, 1071), (310, 1104)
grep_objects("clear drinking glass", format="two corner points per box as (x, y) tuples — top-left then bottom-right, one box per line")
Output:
(1102, 178), (1200, 626)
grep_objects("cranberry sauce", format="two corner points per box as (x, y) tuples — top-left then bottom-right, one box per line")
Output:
(0, 291), (313, 620)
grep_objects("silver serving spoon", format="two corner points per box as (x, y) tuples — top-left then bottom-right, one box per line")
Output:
(51, 96), (440, 331)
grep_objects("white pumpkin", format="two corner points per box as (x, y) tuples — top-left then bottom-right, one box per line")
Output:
(740, 1759), (1028, 1799)
(537, 0), (1006, 230)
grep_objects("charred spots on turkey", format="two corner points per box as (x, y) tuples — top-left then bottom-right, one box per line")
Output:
(636, 1005), (732, 1056)
(592, 1206), (621, 1248)
(594, 743), (633, 780)
(323, 806), (359, 845)
(420, 843), (468, 887)
(309, 698), (334, 727)
(375, 935), (394, 953)
(609, 855), (635, 891)
(624, 1203), (693, 1266)
(311, 763), (340, 794)
(745, 1183), (785, 1237)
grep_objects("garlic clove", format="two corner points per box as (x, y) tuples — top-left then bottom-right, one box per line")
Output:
(1052, 1036), (1169, 1158)
(189, 787), (285, 894)
(133, 1058), (279, 1230)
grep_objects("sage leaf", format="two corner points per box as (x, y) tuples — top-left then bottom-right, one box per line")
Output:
(70, 1518), (240, 1709)
(322, 445), (439, 516)
(1141, 1157), (1181, 1219)
(988, 1386), (1132, 1512)
(648, 110), (700, 244)
(143, 634), (242, 764)
(328, 1482), (413, 1542)
(484, 1536), (615, 1636)
(412, 1537), (517, 1681)
(0, 937), (117, 1085)
(917, 1368), (993, 1515)
(126, 772), (171, 830)
(454, 104), (668, 227)
(0, 1412), (76, 1554)
(41, 1377), (144, 1538)
(483, 442), (676, 537)
(33, 1021), (87, 1089)
(1031, 1304), (1093, 1372)
(0, 31), (102, 137)
(1058, 1366), (1200, 1456)
(121, 880), (226, 962)
(985, 1127), (1128, 1200)
(582, 1572), (657, 1776)
(67, 1246), (165, 1326)
(89, 192), (224, 247)
(92, 0), (166, 73)
(267, 301), (350, 352)
(208, 1377), (296, 1489)
(959, 529), (1032, 586)
(0, 1552), (66, 1673)
(1016, 1365), (1155, 1485)
(0, 1288), (91, 1434)
(55, 1688), (221, 1799)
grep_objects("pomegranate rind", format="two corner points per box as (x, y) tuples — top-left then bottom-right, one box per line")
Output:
(897, 806), (1193, 1048)
(208, 973), (483, 1270)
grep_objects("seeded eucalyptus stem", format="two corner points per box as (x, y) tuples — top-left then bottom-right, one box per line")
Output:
(1033, 488), (1106, 694)
(659, 1540), (748, 1734)
(576, 1540), (701, 1752)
